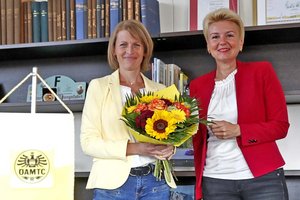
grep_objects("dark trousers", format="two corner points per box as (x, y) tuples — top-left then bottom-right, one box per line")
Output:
(202, 168), (289, 200)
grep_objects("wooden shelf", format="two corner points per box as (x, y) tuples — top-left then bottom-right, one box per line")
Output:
(1, 23), (299, 61)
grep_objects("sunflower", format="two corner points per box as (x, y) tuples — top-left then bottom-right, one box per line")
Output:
(139, 95), (156, 103)
(170, 109), (186, 123)
(145, 110), (177, 140)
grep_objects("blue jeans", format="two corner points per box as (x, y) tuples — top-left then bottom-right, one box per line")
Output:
(202, 168), (288, 200)
(92, 173), (170, 200)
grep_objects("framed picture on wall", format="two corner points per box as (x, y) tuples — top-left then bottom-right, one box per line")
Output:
(197, 0), (239, 30)
(257, 0), (300, 25)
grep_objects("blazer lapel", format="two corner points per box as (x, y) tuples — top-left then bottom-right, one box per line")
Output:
(108, 70), (124, 115)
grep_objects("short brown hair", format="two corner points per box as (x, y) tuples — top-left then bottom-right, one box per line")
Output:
(107, 20), (153, 72)
(203, 8), (244, 42)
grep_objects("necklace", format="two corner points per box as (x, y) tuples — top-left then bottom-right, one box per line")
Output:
(125, 75), (139, 86)
(129, 80), (136, 86)
(120, 71), (141, 87)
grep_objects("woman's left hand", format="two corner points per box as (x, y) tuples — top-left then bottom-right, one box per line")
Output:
(209, 120), (240, 139)
(153, 145), (176, 160)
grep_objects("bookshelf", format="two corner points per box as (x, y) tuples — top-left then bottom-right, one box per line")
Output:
(1, 23), (300, 60)
(1, 23), (300, 113)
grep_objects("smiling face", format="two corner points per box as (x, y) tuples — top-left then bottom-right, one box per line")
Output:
(114, 30), (145, 72)
(207, 20), (244, 64)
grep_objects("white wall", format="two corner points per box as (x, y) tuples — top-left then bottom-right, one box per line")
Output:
(74, 112), (92, 172)
(277, 104), (300, 170)
(75, 104), (300, 172)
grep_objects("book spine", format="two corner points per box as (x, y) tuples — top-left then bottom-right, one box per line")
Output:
(173, 0), (189, 32)
(104, 0), (109, 37)
(61, 0), (67, 40)
(122, 0), (127, 20)
(189, 0), (197, 31)
(32, 1), (41, 43)
(96, 0), (101, 37)
(70, 0), (76, 40)
(6, 0), (13, 44)
(127, 0), (133, 20)
(109, 0), (119, 36)
(76, 0), (88, 39)
(27, 1), (32, 43)
(91, 0), (97, 38)
(118, 0), (122, 21)
(96, 0), (105, 37)
(52, 0), (57, 41)
(1, 0), (6, 44)
(158, 0), (174, 33)
(66, 0), (71, 40)
(229, 0), (238, 13)
(87, 0), (92, 38)
(83, 0), (88, 38)
(40, 1), (49, 42)
(20, 0), (26, 43)
(134, 0), (140, 21)
(22, 1), (28, 43)
(48, 0), (53, 41)
(56, 0), (62, 41)
(14, 0), (21, 44)
(100, 0), (105, 37)
(140, 0), (160, 37)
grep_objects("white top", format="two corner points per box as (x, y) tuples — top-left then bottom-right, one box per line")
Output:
(120, 85), (155, 168)
(203, 69), (253, 179)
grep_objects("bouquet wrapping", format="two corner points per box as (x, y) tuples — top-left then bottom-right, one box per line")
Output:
(121, 85), (203, 188)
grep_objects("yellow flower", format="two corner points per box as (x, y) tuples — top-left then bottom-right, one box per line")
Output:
(145, 110), (177, 140)
(140, 95), (156, 103)
(126, 105), (137, 113)
(170, 109), (186, 123)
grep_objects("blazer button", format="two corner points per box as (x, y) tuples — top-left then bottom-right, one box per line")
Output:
(248, 139), (257, 143)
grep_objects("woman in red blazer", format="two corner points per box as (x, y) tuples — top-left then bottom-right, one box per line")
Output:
(189, 8), (289, 200)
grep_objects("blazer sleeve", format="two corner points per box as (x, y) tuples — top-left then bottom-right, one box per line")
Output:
(80, 78), (128, 160)
(238, 62), (290, 146)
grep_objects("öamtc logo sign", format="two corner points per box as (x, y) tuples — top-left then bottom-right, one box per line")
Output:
(14, 150), (50, 184)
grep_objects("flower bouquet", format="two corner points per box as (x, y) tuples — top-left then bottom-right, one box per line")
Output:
(121, 84), (205, 187)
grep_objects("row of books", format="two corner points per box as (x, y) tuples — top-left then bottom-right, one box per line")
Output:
(2, 0), (297, 45)
(152, 57), (189, 95)
(0, 0), (160, 45)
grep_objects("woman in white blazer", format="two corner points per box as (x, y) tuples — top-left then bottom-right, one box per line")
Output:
(80, 20), (175, 200)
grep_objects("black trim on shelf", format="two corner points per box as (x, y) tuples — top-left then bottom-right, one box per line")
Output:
(0, 38), (109, 61)
(285, 90), (300, 104)
(1, 23), (299, 61)
(0, 100), (84, 113)
(0, 92), (298, 113)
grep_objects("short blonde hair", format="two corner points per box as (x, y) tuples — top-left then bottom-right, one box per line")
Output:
(203, 8), (244, 42)
(107, 20), (153, 72)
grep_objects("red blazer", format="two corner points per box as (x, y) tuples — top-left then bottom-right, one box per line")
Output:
(189, 60), (290, 200)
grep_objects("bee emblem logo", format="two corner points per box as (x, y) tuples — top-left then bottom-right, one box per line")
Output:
(14, 150), (50, 183)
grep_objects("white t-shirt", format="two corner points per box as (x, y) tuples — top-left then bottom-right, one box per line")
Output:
(203, 69), (253, 179)
(120, 85), (155, 168)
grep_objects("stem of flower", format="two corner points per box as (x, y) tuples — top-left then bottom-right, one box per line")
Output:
(162, 160), (171, 183)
